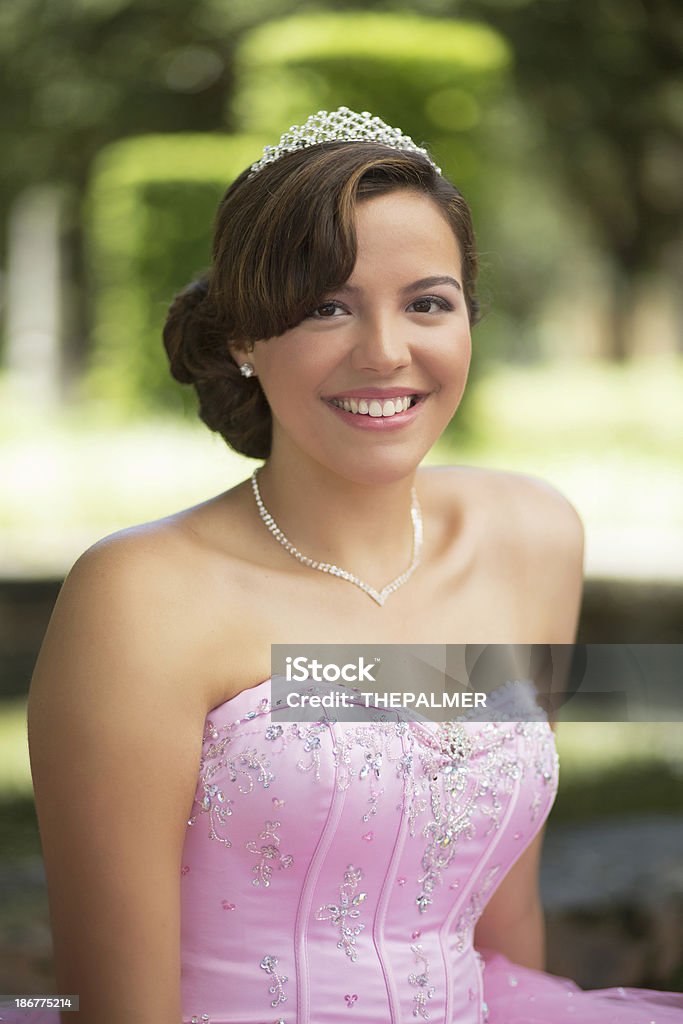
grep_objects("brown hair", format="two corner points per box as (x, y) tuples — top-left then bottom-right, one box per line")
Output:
(163, 141), (479, 460)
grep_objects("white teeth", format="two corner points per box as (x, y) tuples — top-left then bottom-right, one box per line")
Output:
(330, 395), (416, 417)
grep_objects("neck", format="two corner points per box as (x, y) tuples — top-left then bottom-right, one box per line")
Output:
(251, 457), (420, 587)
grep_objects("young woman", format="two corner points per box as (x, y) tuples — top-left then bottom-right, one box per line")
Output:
(17, 108), (683, 1023)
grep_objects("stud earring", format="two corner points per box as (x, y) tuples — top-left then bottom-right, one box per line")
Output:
(239, 362), (256, 378)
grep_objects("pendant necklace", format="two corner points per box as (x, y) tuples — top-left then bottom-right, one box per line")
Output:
(250, 467), (423, 606)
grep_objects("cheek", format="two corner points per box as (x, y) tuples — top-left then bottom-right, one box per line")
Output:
(258, 358), (319, 425)
(431, 326), (471, 374)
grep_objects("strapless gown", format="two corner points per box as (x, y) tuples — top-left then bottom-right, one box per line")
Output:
(5, 678), (682, 1023)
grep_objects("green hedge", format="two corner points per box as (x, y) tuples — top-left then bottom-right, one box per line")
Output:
(234, 12), (511, 196)
(83, 133), (267, 410)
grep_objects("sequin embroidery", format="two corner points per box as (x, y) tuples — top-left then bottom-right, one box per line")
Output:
(190, 737), (274, 845)
(260, 954), (288, 1007)
(453, 865), (502, 953)
(191, 772), (234, 846)
(295, 723), (327, 780)
(246, 819), (294, 887)
(229, 748), (274, 793)
(184, 680), (561, 1023)
(408, 942), (436, 1019)
(413, 722), (476, 913)
(315, 864), (368, 961)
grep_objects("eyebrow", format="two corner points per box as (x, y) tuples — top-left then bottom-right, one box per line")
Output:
(337, 275), (462, 295)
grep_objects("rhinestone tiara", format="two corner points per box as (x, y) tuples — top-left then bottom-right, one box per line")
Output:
(247, 106), (441, 179)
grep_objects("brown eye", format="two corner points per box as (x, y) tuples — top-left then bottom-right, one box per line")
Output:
(409, 296), (452, 314)
(306, 300), (347, 320)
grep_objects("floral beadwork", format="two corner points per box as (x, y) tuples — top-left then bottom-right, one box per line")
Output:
(315, 864), (368, 961)
(246, 819), (294, 887)
(453, 865), (502, 952)
(186, 725), (238, 840)
(191, 773), (235, 846)
(295, 723), (327, 780)
(332, 720), (410, 823)
(408, 942), (436, 1019)
(229, 748), (274, 793)
(399, 747), (428, 838)
(182, 678), (560, 1024)
(189, 739), (274, 845)
(260, 954), (288, 1007)
(413, 722), (476, 913)
(362, 788), (385, 823)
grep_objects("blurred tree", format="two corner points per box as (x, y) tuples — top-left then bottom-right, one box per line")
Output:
(84, 132), (267, 410)
(2, 0), (680, 375)
(449, 0), (683, 360)
(0, 0), (307, 378)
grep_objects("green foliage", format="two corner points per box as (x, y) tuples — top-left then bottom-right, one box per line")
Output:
(84, 133), (267, 409)
(454, 0), (683, 358)
(234, 11), (511, 190)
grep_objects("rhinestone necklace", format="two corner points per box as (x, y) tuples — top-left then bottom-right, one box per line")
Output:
(250, 467), (423, 607)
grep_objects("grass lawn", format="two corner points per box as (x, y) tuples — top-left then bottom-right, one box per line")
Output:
(1, 355), (682, 579)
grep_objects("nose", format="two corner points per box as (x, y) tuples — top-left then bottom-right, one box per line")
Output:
(349, 313), (411, 374)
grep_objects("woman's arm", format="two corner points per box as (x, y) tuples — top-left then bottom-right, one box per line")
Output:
(473, 826), (547, 969)
(27, 532), (211, 1024)
(473, 475), (584, 968)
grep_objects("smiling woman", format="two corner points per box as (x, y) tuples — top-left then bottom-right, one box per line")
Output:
(16, 107), (683, 1024)
(224, 189), (472, 489)
(162, 131), (479, 464)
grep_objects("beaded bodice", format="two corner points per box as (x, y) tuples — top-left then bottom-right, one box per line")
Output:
(179, 678), (558, 1024)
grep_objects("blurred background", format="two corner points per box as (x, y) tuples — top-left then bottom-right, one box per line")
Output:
(0, 0), (682, 996)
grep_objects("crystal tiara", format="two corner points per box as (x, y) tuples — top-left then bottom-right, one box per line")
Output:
(247, 106), (441, 179)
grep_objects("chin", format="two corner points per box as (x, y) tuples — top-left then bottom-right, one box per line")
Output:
(321, 451), (432, 489)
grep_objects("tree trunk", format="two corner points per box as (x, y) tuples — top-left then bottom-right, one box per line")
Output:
(605, 267), (636, 362)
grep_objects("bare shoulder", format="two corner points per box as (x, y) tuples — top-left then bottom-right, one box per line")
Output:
(489, 467), (583, 542)
(505, 471), (584, 578)
(68, 519), (196, 625)
(433, 465), (585, 642)
(27, 519), (220, 1018)
(432, 463), (583, 547)
(42, 515), (223, 713)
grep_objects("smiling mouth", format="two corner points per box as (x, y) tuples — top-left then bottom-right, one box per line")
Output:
(324, 395), (424, 418)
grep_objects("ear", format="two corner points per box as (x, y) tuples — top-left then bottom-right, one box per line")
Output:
(228, 340), (253, 366)
(228, 339), (247, 357)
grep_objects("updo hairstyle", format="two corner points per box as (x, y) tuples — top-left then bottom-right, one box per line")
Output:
(162, 142), (479, 460)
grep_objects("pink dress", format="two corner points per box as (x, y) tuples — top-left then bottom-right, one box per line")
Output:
(5, 678), (682, 1023)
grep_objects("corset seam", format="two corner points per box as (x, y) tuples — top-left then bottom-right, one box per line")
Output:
(371, 724), (412, 1024)
(440, 725), (527, 1023)
(293, 720), (347, 1024)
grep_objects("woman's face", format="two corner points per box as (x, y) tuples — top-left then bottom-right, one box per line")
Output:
(240, 189), (472, 485)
